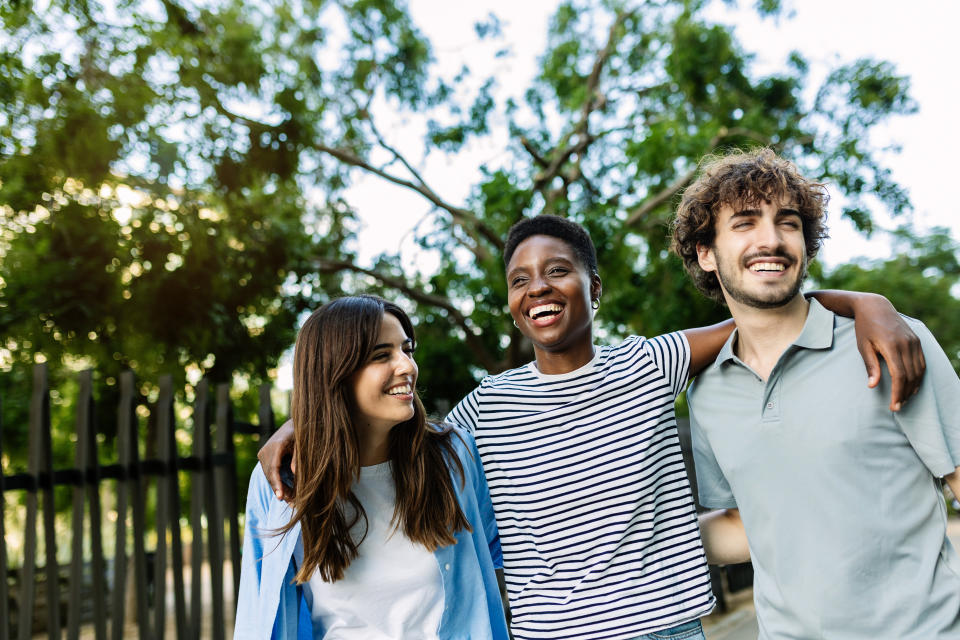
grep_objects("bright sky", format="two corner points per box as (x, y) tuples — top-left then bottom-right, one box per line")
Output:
(348, 0), (960, 270)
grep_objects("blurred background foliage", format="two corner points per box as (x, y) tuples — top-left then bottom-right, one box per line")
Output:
(1, 0), (958, 473)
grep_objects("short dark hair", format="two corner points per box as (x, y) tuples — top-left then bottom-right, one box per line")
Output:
(671, 148), (829, 301)
(503, 214), (599, 275)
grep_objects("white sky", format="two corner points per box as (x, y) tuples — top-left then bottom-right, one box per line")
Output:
(348, 0), (960, 269)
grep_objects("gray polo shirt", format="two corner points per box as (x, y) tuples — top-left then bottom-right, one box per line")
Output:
(689, 299), (960, 639)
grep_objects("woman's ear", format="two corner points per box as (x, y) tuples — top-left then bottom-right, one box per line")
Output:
(590, 273), (602, 302)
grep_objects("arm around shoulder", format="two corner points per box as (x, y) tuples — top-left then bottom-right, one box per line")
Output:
(683, 319), (735, 378)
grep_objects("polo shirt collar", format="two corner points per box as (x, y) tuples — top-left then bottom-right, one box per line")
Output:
(792, 298), (835, 350)
(713, 297), (835, 369)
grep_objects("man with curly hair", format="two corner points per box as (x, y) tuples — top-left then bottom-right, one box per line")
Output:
(671, 148), (960, 638)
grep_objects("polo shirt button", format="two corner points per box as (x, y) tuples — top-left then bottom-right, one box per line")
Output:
(766, 402), (774, 409)
(444, 563), (451, 571)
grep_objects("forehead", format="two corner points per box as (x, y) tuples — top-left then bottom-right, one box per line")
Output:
(506, 234), (580, 270)
(377, 312), (410, 342)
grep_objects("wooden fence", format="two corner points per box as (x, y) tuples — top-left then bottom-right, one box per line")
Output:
(0, 363), (277, 639)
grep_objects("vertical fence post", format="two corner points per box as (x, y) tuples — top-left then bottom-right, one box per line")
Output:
(154, 375), (187, 640)
(37, 364), (60, 640)
(18, 363), (60, 640)
(127, 372), (150, 638)
(67, 370), (106, 640)
(0, 391), (9, 640)
(86, 372), (108, 640)
(188, 380), (208, 638)
(113, 371), (150, 639)
(204, 383), (225, 640)
(216, 384), (241, 610)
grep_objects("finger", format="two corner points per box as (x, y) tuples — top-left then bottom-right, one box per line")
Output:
(259, 447), (286, 500)
(910, 339), (926, 396)
(885, 349), (907, 412)
(858, 340), (882, 389)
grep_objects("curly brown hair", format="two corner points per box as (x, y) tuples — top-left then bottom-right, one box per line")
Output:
(670, 148), (829, 302)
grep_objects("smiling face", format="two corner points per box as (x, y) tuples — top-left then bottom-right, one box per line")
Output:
(697, 197), (807, 310)
(349, 312), (418, 437)
(506, 234), (601, 368)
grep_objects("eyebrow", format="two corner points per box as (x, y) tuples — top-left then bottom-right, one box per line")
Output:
(372, 339), (413, 351)
(731, 207), (801, 218)
(507, 256), (576, 276)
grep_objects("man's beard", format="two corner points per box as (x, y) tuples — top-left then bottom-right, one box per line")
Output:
(715, 248), (807, 309)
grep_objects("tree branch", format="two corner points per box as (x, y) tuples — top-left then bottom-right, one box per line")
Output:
(315, 258), (503, 372)
(530, 10), (632, 205)
(210, 95), (505, 252)
(364, 114), (504, 254)
(623, 126), (776, 227)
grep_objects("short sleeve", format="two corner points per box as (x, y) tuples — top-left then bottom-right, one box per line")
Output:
(644, 331), (692, 398)
(445, 384), (483, 435)
(894, 320), (960, 477)
(689, 398), (737, 509)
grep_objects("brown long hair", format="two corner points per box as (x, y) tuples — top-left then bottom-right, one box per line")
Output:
(280, 295), (470, 583)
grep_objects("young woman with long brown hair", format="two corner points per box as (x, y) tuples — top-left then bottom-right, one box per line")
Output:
(235, 295), (508, 640)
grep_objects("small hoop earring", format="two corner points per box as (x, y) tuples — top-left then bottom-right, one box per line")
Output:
(591, 299), (600, 310)
(513, 320), (519, 328)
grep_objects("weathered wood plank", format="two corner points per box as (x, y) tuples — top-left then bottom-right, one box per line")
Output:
(120, 372), (150, 639)
(112, 373), (132, 640)
(66, 371), (92, 640)
(188, 381), (208, 638)
(216, 384), (241, 608)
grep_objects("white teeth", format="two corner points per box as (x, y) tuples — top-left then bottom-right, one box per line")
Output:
(750, 262), (785, 272)
(387, 385), (411, 395)
(529, 303), (562, 318)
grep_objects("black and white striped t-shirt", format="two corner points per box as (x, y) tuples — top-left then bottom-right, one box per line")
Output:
(447, 332), (715, 640)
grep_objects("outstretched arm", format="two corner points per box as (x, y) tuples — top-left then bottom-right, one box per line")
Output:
(257, 419), (296, 501)
(684, 292), (924, 411)
(684, 319), (735, 377)
(808, 290), (925, 411)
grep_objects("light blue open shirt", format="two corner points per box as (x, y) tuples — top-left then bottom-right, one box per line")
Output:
(234, 428), (509, 640)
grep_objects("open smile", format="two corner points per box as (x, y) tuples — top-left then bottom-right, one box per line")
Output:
(384, 383), (414, 399)
(526, 302), (565, 327)
(745, 256), (793, 277)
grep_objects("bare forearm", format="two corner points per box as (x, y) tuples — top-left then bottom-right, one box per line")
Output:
(698, 508), (750, 565)
(944, 467), (960, 504)
(683, 319), (735, 377)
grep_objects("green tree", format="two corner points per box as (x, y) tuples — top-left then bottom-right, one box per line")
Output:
(0, 0), (921, 429)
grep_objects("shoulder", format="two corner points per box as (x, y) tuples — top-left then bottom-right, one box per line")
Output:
(433, 422), (477, 458)
(479, 363), (538, 387)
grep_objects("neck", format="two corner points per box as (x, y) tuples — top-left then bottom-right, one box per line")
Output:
(726, 293), (809, 380)
(355, 424), (392, 467)
(534, 340), (596, 375)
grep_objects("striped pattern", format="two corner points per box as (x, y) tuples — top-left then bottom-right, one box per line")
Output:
(447, 333), (714, 640)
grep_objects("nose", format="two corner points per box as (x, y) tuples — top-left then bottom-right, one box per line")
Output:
(394, 349), (417, 378)
(528, 272), (552, 297)
(755, 218), (784, 250)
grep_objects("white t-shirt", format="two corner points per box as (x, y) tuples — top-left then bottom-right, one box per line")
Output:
(447, 333), (715, 640)
(305, 462), (444, 639)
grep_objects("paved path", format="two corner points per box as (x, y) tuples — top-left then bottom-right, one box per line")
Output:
(702, 517), (960, 640)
